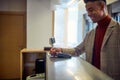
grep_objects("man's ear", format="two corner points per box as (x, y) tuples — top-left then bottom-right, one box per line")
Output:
(97, 1), (105, 10)
(101, 2), (105, 10)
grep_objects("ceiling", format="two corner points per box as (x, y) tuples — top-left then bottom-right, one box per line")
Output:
(50, 0), (80, 10)
(51, 0), (118, 5)
(107, 0), (118, 4)
(50, 0), (118, 10)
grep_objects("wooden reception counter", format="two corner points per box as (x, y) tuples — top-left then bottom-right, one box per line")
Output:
(46, 54), (113, 80)
(20, 49), (46, 80)
(20, 49), (113, 80)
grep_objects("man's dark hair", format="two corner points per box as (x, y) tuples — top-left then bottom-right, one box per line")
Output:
(83, 0), (106, 4)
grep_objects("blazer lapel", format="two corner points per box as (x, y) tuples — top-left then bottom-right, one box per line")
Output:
(101, 19), (116, 49)
(101, 27), (113, 48)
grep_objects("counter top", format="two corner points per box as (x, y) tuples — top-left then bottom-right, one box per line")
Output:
(46, 54), (113, 80)
(21, 48), (45, 53)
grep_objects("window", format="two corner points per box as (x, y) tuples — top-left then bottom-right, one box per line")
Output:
(83, 13), (96, 37)
(54, 8), (65, 47)
(114, 13), (120, 22)
(67, 4), (79, 47)
(54, 3), (81, 48)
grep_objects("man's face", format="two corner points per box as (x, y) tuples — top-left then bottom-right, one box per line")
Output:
(85, 2), (104, 23)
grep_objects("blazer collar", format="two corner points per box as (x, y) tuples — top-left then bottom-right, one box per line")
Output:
(108, 18), (117, 28)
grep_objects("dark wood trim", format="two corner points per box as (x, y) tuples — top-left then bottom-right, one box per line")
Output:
(0, 11), (26, 15)
(0, 78), (20, 80)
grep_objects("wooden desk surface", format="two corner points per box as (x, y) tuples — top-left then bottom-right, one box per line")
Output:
(21, 48), (45, 53)
(46, 54), (113, 80)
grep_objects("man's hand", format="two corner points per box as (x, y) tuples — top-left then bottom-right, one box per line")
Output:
(50, 48), (62, 57)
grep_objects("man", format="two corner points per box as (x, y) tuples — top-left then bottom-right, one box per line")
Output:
(50, 0), (120, 79)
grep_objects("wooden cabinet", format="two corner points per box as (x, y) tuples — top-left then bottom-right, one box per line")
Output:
(20, 49), (46, 80)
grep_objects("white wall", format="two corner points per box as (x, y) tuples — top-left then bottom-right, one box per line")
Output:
(27, 0), (52, 49)
(0, 0), (25, 11)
